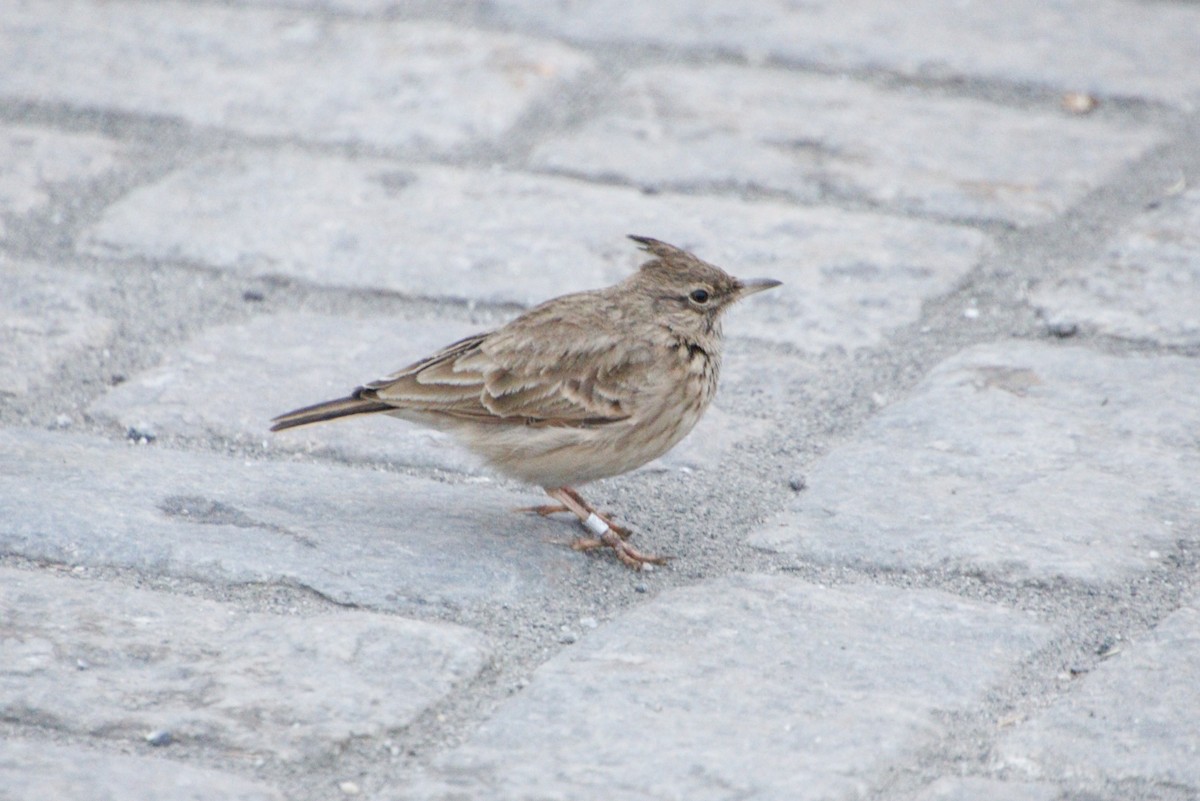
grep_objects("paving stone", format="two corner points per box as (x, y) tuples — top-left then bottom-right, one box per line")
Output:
(0, 1), (589, 153)
(996, 592), (1200, 787)
(490, 0), (1200, 108)
(531, 65), (1161, 226)
(897, 777), (1059, 801)
(749, 342), (1200, 586)
(89, 312), (487, 473)
(81, 151), (988, 350)
(1034, 187), (1200, 346)
(0, 428), (584, 609)
(0, 568), (487, 761)
(87, 311), (768, 475)
(0, 257), (113, 397)
(0, 124), (122, 239)
(405, 574), (1051, 800)
(0, 738), (282, 801)
(243, 0), (402, 10)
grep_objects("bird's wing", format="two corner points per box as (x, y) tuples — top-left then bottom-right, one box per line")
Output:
(363, 305), (652, 427)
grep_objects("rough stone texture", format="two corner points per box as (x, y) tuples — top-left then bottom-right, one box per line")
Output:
(1035, 187), (1200, 345)
(0, 429), (585, 609)
(0, 738), (283, 801)
(749, 342), (1200, 586)
(90, 312), (487, 473)
(897, 777), (1059, 801)
(491, 0), (1200, 107)
(407, 574), (1051, 800)
(997, 593), (1200, 787)
(0, 1), (591, 153)
(0, 568), (488, 760)
(532, 65), (1161, 226)
(0, 258), (113, 397)
(87, 311), (769, 475)
(81, 152), (988, 349)
(0, 124), (122, 238)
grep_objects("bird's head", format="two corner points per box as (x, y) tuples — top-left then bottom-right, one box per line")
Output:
(626, 235), (781, 337)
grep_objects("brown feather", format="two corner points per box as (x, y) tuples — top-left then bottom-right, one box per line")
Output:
(269, 393), (393, 431)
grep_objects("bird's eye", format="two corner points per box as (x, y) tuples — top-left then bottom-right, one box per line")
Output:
(689, 288), (710, 304)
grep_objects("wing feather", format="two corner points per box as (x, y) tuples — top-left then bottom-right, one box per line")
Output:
(359, 293), (653, 427)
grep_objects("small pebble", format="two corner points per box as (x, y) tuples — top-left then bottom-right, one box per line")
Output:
(1061, 91), (1098, 115)
(126, 426), (156, 444)
(1047, 321), (1078, 338)
(145, 730), (173, 747)
(53, 414), (73, 429)
(789, 475), (807, 492)
(579, 616), (598, 629)
(559, 629), (578, 644)
(634, 582), (648, 593)
(338, 781), (361, 796)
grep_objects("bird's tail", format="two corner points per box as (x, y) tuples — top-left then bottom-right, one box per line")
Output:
(270, 392), (393, 432)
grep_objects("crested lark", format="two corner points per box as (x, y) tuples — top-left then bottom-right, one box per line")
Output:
(271, 236), (780, 569)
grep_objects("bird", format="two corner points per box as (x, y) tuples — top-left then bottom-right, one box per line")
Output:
(270, 236), (781, 569)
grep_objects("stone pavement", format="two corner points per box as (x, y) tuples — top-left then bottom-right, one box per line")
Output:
(1, 1), (1198, 799)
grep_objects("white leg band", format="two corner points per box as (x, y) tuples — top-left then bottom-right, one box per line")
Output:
(584, 513), (611, 536)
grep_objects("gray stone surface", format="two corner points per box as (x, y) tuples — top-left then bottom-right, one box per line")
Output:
(407, 574), (1051, 800)
(87, 311), (769, 475)
(532, 65), (1160, 225)
(0, 567), (488, 761)
(90, 312), (487, 473)
(81, 152), (988, 349)
(491, 0), (1200, 107)
(997, 593), (1200, 787)
(897, 777), (1059, 801)
(0, 428), (584, 608)
(0, 738), (283, 801)
(0, 258), (113, 397)
(1035, 187), (1200, 346)
(0, 124), (122, 238)
(0, 1), (590, 153)
(750, 342), (1200, 586)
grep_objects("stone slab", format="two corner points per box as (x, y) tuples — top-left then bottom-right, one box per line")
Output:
(0, 124), (122, 239)
(0, 568), (488, 761)
(898, 777), (1059, 801)
(90, 312), (486, 473)
(0, 1), (590, 153)
(86, 311), (768, 475)
(0, 257), (113, 397)
(490, 0), (1200, 108)
(531, 65), (1161, 226)
(749, 342), (1200, 586)
(406, 574), (1051, 800)
(0, 739), (282, 801)
(997, 592), (1200, 787)
(81, 152), (988, 351)
(0, 428), (585, 609)
(1035, 187), (1200, 346)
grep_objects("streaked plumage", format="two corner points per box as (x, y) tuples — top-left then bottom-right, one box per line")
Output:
(271, 235), (780, 567)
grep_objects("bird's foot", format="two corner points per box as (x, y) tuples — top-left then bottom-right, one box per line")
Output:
(544, 486), (663, 568)
(571, 530), (669, 569)
(523, 495), (633, 539)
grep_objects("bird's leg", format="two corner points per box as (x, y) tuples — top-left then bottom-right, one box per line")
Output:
(513, 503), (573, 517)
(557, 487), (634, 540)
(543, 487), (668, 569)
(515, 489), (632, 538)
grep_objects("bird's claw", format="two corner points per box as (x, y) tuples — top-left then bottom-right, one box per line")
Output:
(572, 530), (669, 569)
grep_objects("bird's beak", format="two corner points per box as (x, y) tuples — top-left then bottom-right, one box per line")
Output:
(736, 277), (783, 298)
